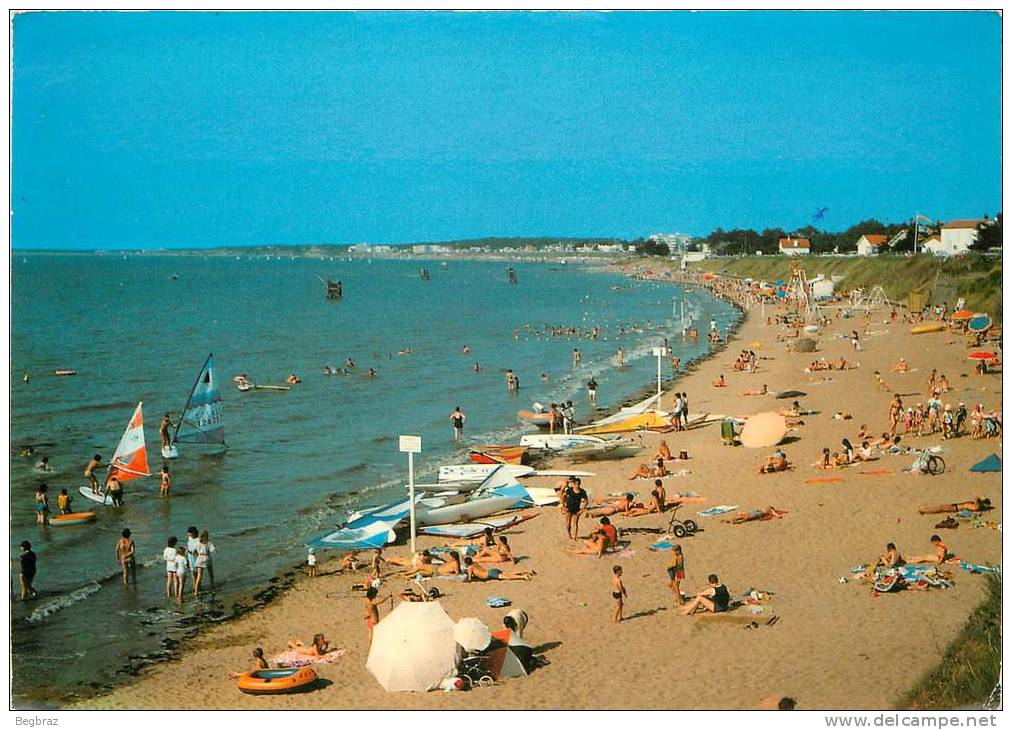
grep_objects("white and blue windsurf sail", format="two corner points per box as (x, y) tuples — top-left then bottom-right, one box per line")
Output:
(306, 521), (397, 551)
(172, 353), (225, 448)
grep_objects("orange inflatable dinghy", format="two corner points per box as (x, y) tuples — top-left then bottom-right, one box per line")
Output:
(236, 667), (318, 695)
(49, 512), (97, 526)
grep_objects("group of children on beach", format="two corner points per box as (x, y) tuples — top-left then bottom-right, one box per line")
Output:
(160, 527), (217, 602)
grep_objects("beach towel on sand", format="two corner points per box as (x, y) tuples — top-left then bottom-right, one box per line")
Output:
(649, 540), (676, 551)
(698, 505), (738, 517)
(960, 561), (1001, 574)
(486, 596), (511, 607)
(274, 648), (347, 667)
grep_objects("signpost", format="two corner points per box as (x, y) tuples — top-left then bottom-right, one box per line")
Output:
(652, 346), (668, 400)
(399, 435), (422, 554)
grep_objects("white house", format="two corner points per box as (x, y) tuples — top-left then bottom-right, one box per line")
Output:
(937, 219), (984, 256)
(856, 234), (888, 256)
(778, 237), (811, 256)
(919, 235), (944, 255)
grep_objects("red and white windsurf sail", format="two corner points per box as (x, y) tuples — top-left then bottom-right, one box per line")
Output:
(108, 402), (151, 482)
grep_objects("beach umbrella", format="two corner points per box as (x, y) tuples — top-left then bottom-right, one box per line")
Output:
(795, 338), (817, 353)
(968, 314), (992, 333)
(775, 390), (807, 399)
(740, 413), (788, 449)
(453, 617), (492, 653)
(951, 310), (974, 321)
(967, 351), (999, 361)
(366, 601), (458, 692)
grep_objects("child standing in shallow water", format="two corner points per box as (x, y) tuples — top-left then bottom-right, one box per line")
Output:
(612, 565), (626, 623)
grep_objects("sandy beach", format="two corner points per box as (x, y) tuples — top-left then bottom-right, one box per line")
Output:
(74, 279), (1002, 711)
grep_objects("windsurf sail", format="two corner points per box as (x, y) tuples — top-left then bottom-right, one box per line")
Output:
(172, 353), (226, 446)
(109, 402), (151, 481)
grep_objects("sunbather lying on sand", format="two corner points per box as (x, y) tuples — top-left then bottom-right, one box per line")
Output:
(918, 497), (992, 515)
(623, 490), (664, 517)
(475, 536), (515, 564)
(726, 506), (787, 524)
(589, 493), (640, 516)
(398, 583), (440, 602)
(757, 450), (790, 474)
(741, 384), (768, 396)
(286, 634), (332, 657)
(463, 557), (534, 581)
(405, 550), (460, 578)
(628, 458), (668, 480)
(906, 535), (956, 565)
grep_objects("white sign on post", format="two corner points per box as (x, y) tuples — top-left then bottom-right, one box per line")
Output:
(399, 435), (422, 453)
(399, 435), (422, 554)
(652, 347), (669, 399)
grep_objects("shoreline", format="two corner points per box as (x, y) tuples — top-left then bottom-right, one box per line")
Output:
(13, 261), (733, 709)
(58, 269), (1004, 710)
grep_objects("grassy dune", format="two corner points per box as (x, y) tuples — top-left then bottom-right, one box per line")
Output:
(686, 254), (1002, 323)
(900, 574), (1002, 710)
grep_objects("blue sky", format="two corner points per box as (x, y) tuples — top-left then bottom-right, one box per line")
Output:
(11, 11), (1002, 249)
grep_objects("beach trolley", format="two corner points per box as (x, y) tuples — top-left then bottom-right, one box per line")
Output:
(666, 504), (698, 539)
(236, 667), (318, 695)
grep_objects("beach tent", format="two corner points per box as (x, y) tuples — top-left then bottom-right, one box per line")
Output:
(795, 338), (817, 353)
(486, 645), (528, 680)
(366, 602), (458, 692)
(969, 453), (1002, 473)
(454, 617), (492, 653)
(740, 413), (787, 449)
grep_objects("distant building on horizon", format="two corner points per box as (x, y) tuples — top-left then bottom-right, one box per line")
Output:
(649, 232), (692, 256)
(778, 236), (811, 256)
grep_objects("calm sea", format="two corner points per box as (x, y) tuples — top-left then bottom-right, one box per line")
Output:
(9, 254), (739, 704)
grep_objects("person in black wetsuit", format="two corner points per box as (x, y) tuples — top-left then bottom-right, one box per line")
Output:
(562, 478), (589, 540)
(19, 541), (37, 600)
(679, 573), (730, 615)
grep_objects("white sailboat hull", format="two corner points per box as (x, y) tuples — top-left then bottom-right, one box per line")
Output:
(437, 463), (535, 482)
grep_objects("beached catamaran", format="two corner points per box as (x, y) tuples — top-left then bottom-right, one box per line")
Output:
(79, 401), (151, 505)
(162, 353), (226, 459)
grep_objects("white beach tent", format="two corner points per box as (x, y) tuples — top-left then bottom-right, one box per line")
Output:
(366, 601), (458, 692)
